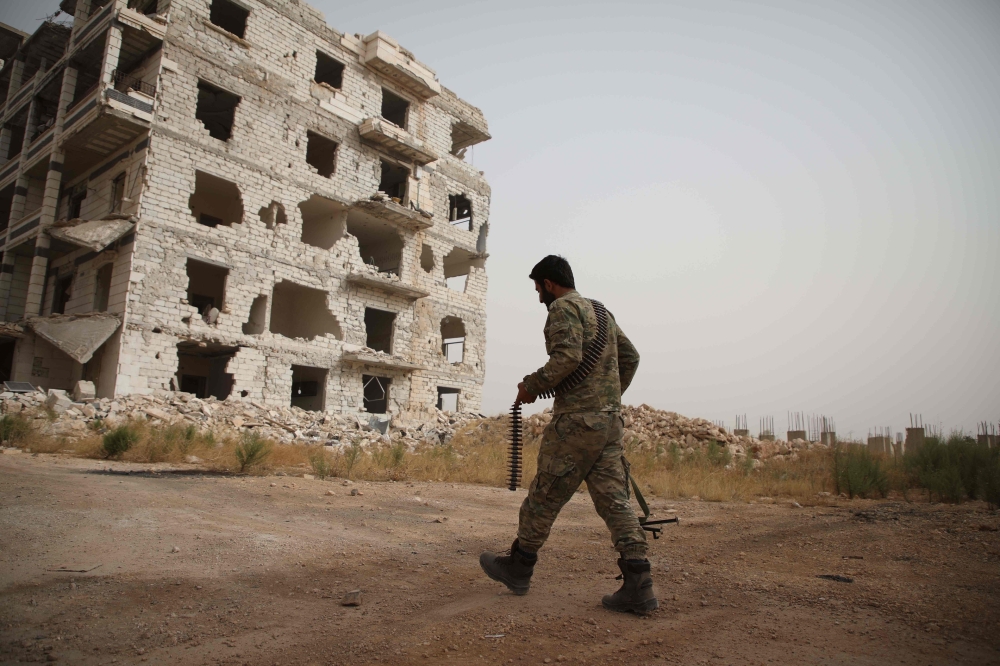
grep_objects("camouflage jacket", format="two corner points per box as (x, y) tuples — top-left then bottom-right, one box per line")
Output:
(523, 290), (639, 414)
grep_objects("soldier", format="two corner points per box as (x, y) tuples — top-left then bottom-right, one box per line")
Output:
(480, 255), (657, 614)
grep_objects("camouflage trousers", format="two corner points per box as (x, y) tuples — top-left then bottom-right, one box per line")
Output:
(517, 411), (648, 560)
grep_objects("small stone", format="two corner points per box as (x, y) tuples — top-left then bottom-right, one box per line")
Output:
(350, 488), (359, 496)
(171, 546), (180, 553)
(270, 482), (277, 487)
(232, 416), (244, 428)
(326, 490), (336, 496)
(185, 455), (203, 464)
(302, 473), (315, 480)
(341, 590), (362, 606)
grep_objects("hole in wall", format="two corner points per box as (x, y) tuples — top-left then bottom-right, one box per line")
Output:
(269, 280), (342, 341)
(189, 171), (243, 227)
(196, 80), (240, 141)
(364, 308), (396, 353)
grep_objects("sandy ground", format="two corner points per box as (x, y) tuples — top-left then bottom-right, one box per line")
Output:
(1, 451), (999, 666)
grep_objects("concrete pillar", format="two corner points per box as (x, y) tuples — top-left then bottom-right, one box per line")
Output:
(0, 126), (12, 162)
(24, 234), (51, 316)
(22, 99), (38, 151)
(72, 0), (95, 31)
(6, 58), (25, 101)
(56, 67), (78, 132)
(100, 25), (124, 89)
(25, 154), (65, 316)
(820, 432), (836, 446)
(0, 252), (15, 320)
(787, 430), (807, 442)
(8, 174), (29, 226)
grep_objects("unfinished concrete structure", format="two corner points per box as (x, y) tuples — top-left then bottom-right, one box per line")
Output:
(0, 0), (491, 420)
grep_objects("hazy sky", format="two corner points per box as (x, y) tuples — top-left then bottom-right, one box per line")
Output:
(4, 1), (998, 438)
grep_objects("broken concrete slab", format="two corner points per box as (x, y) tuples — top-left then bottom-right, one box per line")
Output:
(48, 216), (136, 253)
(27, 313), (121, 364)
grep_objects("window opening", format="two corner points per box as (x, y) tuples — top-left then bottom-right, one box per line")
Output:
(110, 172), (126, 213)
(0, 340), (14, 383)
(305, 131), (338, 178)
(3, 110), (28, 161)
(0, 185), (14, 231)
(242, 294), (267, 334)
(345, 209), (404, 275)
(440, 316), (465, 364)
(176, 341), (236, 400)
(380, 88), (409, 128)
(185, 259), (228, 324)
(258, 200), (286, 230)
(299, 194), (347, 250)
(93, 264), (113, 312)
(362, 374), (390, 414)
(291, 364), (327, 411)
(314, 51), (344, 89)
(196, 80), (240, 141)
(448, 194), (472, 230)
(53, 275), (73, 315)
(209, 0), (249, 39)
(420, 244), (434, 273)
(68, 183), (87, 219)
(443, 247), (480, 293)
(189, 170), (243, 227)
(127, 0), (160, 16)
(378, 160), (409, 203)
(69, 36), (104, 109)
(269, 281), (342, 341)
(29, 74), (62, 143)
(364, 308), (396, 353)
(437, 387), (460, 412)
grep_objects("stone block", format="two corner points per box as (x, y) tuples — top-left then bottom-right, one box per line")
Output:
(72, 380), (97, 402)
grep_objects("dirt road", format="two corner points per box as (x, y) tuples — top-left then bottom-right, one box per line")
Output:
(1, 451), (998, 665)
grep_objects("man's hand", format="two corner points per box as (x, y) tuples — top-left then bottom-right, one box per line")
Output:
(516, 382), (536, 406)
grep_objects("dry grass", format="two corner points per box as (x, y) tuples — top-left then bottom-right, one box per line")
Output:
(3, 411), (903, 504)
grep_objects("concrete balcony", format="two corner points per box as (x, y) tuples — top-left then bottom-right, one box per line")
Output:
(350, 197), (432, 231)
(360, 32), (441, 101)
(60, 86), (152, 180)
(358, 117), (438, 165)
(345, 271), (429, 300)
(341, 349), (424, 372)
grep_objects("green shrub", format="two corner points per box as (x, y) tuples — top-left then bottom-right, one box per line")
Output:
(102, 425), (140, 459)
(235, 431), (271, 472)
(0, 413), (31, 445)
(903, 432), (993, 503)
(833, 444), (888, 499)
(705, 441), (732, 467)
(343, 439), (363, 479)
(309, 448), (333, 479)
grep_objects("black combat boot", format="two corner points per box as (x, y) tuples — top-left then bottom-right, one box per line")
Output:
(479, 539), (536, 595)
(602, 558), (658, 614)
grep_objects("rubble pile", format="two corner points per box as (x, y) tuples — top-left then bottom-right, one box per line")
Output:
(1, 387), (824, 464)
(0, 386), (484, 449)
(520, 404), (826, 463)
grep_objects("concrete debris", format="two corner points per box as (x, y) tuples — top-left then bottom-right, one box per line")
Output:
(72, 381), (97, 402)
(26, 314), (122, 364)
(1, 387), (827, 467)
(44, 389), (73, 414)
(48, 216), (136, 253)
(0, 386), (486, 450)
(519, 404), (829, 464)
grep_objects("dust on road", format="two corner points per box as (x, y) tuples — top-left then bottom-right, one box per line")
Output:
(1, 452), (998, 665)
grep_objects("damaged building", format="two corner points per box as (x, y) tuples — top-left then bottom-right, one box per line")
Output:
(0, 0), (491, 419)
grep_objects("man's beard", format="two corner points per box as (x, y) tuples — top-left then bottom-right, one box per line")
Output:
(540, 285), (558, 307)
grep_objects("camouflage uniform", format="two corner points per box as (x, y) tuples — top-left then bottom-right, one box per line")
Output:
(519, 290), (647, 560)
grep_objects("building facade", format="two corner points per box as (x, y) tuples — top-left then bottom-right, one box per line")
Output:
(0, 0), (491, 419)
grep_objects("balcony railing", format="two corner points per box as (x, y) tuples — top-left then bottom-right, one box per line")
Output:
(112, 70), (156, 97)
